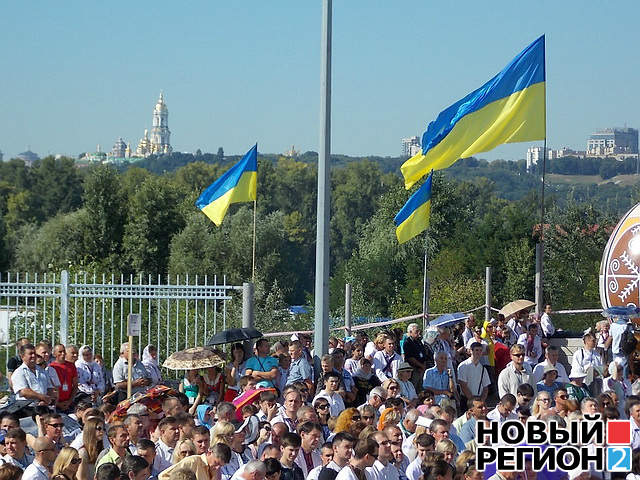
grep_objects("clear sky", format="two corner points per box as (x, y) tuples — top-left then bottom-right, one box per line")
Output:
(1, 1), (639, 161)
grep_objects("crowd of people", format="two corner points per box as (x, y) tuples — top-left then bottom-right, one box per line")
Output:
(1, 305), (640, 480)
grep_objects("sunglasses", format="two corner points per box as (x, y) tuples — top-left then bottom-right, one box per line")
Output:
(512, 353), (524, 358)
(48, 423), (64, 428)
(352, 415), (361, 421)
(539, 398), (550, 403)
(362, 415), (374, 420)
(71, 458), (82, 465)
(558, 395), (568, 400)
(389, 386), (398, 390)
(316, 404), (329, 410)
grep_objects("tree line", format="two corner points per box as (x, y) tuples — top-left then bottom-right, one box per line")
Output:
(0, 152), (636, 332)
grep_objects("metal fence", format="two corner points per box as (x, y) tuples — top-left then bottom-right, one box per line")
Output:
(0, 271), (245, 369)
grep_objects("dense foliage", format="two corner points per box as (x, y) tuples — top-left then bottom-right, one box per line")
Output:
(1, 151), (639, 332)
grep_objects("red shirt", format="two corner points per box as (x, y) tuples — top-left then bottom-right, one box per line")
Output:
(50, 361), (77, 401)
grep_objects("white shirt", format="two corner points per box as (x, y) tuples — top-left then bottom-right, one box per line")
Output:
(497, 362), (535, 398)
(372, 351), (402, 382)
(517, 333), (543, 365)
(154, 440), (175, 473)
(610, 321), (629, 357)
(295, 448), (322, 476)
(365, 460), (400, 480)
(401, 433), (416, 461)
(486, 407), (517, 425)
(532, 359), (570, 384)
(632, 418), (640, 450)
(12, 363), (52, 400)
(326, 461), (345, 473)
(307, 465), (324, 480)
(396, 379), (417, 401)
(335, 466), (360, 480)
(457, 357), (491, 397)
(22, 460), (49, 480)
(364, 342), (378, 360)
(571, 348), (603, 378)
(406, 457), (422, 480)
(271, 413), (298, 432)
(76, 360), (105, 394)
(540, 313), (555, 336)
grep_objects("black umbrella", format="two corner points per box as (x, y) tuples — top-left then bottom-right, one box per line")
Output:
(206, 327), (263, 346)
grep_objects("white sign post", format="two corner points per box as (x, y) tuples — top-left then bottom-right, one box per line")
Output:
(127, 314), (141, 398)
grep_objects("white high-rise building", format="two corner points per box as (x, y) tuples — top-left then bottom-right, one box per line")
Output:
(401, 136), (421, 157)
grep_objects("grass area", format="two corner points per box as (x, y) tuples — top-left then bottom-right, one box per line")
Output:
(546, 173), (640, 187)
(546, 174), (601, 184)
(603, 174), (640, 186)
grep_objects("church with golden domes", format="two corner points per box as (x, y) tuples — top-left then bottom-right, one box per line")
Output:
(106, 92), (172, 162)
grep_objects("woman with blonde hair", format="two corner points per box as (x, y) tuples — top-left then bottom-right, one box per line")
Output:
(365, 333), (389, 360)
(333, 408), (361, 433)
(52, 447), (82, 480)
(172, 439), (197, 464)
(77, 417), (105, 480)
(435, 438), (457, 465)
(210, 421), (235, 446)
(531, 391), (552, 419)
(377, 407), (401, 430)
(382, 378), (401, 400)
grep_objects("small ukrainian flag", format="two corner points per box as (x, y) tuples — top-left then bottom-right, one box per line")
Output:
(196, 144), (257, 226)
(394, 171), (432, 244)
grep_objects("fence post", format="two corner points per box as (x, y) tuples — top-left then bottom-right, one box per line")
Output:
(242, 282), (255, 329)
(485, 266), (492, 321)
(345, 283), (352, 336)
(535, 243), (543, 315)
(242, 282), (255, 357)
(60, 270), (69, 345)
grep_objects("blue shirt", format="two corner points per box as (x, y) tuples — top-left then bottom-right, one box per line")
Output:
(423, 366), (449, 391)
(286, 356), (312, 385)
(459, 417), (477, 444)
(245, 355), (279, 388)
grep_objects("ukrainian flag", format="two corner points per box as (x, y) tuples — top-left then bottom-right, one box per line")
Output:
(401, 35), (546, 189)
(394, 171), (433, 244)
(196, 144), (258, 226)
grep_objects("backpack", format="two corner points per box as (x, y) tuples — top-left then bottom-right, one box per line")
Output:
(620, 325), (637, 355)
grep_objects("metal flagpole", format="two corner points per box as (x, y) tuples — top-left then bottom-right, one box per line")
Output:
(422, 249), (429, 333)
(252, 199), (257, 283)
(536, 36), (547, 315)
(314, 0), (332, 356)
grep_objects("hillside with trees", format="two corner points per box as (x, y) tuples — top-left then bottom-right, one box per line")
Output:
(1, 151), (638, 331)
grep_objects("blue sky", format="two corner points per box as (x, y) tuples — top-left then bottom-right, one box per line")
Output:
(1, 1), (639, 161)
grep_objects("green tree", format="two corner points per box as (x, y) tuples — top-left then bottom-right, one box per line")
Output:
(502, 238), (535, 300)
(30, 156), (83, 221)
(13, 210), (91, 272)
(122, 177), (184, 275)
(83, 165), (127, 269)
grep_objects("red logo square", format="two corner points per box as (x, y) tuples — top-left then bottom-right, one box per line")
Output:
(608, 420), (631, 445)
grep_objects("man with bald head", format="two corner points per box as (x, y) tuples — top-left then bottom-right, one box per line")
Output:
(23, 437), (56, 480)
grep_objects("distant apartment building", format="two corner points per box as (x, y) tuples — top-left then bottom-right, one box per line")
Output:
(526, 146), (585, 171)
(587, 128), (638, 157)
(401, 136), (421, 158)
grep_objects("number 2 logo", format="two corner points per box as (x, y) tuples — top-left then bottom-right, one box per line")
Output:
(608, 446), (632, 472)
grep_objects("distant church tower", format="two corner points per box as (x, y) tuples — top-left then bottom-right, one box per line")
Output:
(150, 92), (172, 155)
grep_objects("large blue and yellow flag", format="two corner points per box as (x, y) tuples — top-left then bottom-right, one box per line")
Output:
(394, 171), (433, 244)
(401, 36), (545, 189)
(196, 144), (258, 226)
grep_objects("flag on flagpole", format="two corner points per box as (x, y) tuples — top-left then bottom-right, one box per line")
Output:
(196, 144), (258, 226)
(394, 171), (433, 244)
(401, 35), (546, 189)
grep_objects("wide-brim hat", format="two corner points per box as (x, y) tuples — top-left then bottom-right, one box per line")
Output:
(570, 366), (587, 379)
(398, 362), (413, 371)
